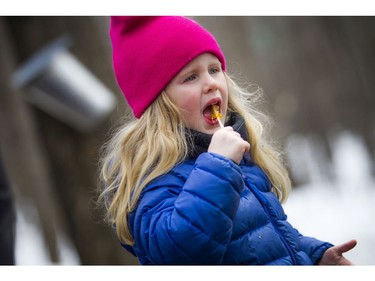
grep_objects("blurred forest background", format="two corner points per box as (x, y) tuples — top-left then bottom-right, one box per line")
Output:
(0, 16), (374, 265)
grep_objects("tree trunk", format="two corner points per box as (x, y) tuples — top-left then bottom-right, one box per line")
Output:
(2, 16), (138, 265)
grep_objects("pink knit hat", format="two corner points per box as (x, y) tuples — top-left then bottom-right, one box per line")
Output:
(110, 16), (226, 118)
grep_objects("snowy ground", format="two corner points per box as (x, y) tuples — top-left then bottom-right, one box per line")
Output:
(14, 198), (80, 265)
(284, 130), (375, 265)
(14, 130), (375, 265)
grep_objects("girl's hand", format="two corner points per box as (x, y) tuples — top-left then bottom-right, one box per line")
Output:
(318, 239), (357, 265)
(208, 126), (250, 164)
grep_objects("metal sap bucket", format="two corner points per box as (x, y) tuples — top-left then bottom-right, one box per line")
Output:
(12, 36), (116, 133)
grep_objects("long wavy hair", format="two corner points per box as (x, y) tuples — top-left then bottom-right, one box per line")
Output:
(98, 74), (291, 245)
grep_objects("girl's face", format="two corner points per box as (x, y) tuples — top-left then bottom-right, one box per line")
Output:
(165, 53), (228, 134)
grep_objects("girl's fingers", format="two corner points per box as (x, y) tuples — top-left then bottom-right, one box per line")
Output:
(336, 239), (357, 254)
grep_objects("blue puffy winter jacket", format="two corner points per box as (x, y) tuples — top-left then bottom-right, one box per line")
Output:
(122, 114), (333, 264)
(123, 151), (333, 265)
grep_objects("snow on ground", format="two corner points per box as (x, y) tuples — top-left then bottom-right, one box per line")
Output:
(15, 197), (80, 265)
(284, 130), (375, 265)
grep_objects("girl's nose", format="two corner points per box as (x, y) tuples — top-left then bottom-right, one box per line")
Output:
(203, 75), (218, 94)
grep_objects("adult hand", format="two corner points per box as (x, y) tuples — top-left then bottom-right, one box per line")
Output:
(318, 239), (357, 265)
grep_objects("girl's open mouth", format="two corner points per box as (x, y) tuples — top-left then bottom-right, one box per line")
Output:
(203, 101), (221, 126)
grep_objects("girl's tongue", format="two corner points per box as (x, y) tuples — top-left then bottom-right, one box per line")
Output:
(203, 105), (214, 119)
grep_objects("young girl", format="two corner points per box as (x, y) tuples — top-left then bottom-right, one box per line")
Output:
(99, 16), (357, 265)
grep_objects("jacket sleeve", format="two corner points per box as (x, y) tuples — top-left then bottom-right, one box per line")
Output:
(294, 228), (334, 264)
(131, 152), (244, 264)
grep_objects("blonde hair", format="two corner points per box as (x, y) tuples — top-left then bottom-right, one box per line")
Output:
(225, 75), (291, 202)
(99, 74), (291, 245)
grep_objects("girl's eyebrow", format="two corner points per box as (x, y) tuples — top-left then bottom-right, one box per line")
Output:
(177, 66), (197, 79)
(182, 60), (220, 74)
(209, 62), (222, 68)
(177, 57), (221, 79)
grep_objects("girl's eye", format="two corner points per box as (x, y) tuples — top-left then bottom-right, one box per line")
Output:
(209, 67), (220, 74)
(183, 74), (197, 83)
